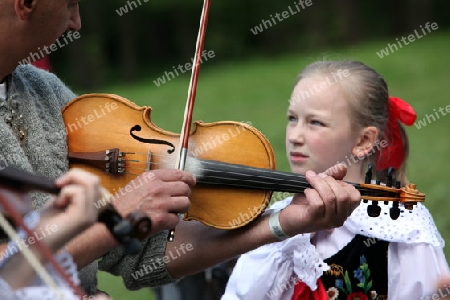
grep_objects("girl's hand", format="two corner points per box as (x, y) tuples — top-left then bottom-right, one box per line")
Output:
(280, 164), (360, 236)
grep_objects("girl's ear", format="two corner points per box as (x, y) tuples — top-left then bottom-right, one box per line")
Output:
(352, 126), (379, 158)
(14, 0), (36, 20)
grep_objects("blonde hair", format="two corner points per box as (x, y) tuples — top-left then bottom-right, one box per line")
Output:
(295, 60), (409, 185)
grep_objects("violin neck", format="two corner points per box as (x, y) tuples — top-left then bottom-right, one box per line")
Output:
(195, 159), (305, 193)
(192, 158), (361, 195)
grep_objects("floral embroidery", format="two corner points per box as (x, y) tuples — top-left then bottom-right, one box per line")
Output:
(327, 287), (339, 300)
(326, 264), (344, 277)
(346, 291), (368, 300)
(326, 255), (384, 300)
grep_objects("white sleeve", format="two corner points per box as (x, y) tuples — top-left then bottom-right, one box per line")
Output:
(222, 198), (328, 300)
(0, 249), (81, 300)
(0, 212), (81, 300)
(0, 283), (78, 300)
(388, 242), (450, 299)
(222, 233), (328, 300)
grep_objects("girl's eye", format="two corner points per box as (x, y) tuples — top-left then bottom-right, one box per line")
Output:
(288, 115), (297, 122)
(310, 120), (325, 126)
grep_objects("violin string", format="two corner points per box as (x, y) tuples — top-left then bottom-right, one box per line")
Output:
(122, 155), (394, 197)
(196, 169), (312, 190)
(196, 159), (310, 182)
(202, 160), (398, 195)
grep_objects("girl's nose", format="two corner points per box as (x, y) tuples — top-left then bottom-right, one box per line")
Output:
(288, 125), (305, 145)
(68, 7), (81, 32)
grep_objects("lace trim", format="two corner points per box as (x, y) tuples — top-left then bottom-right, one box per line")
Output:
(276, 196), (444, 247)
(269, 199), (329, 290)
(344, 201), (444, 247)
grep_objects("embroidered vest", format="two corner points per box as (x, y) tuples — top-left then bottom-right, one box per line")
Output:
(320, 235), (389, 300)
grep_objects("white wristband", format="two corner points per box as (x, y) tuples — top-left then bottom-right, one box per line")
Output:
(269, 210), (290, 241)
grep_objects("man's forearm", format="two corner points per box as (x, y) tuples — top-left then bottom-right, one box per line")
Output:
(65, 223), (119, 269)
(166, 212), (275, 278)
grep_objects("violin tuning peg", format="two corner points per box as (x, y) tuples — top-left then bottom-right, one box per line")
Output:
(367, 201), (381, 217)
(376, 180), (381, 185)
(387, 167), (395, 187)
(389, 201), (401, 220)
(365, 163), (373, 184)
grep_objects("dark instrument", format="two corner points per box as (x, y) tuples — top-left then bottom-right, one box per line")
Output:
(0, 165), (152, 254)
(0, 165), (155, 298)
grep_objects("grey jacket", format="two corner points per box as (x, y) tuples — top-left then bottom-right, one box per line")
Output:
(0, 65), (175, 294)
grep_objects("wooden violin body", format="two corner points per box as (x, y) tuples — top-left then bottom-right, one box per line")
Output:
(63, 93), (275, 229)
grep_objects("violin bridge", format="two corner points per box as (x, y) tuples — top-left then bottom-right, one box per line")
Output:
(145, 151), (152, 172)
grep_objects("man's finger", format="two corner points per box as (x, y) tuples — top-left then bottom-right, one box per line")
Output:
(144, 169), (196, 186)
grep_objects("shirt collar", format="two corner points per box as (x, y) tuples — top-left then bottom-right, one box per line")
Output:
(0, 81), (6, 101)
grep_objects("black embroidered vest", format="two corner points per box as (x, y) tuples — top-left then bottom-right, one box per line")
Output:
(320, 235), (389, 300)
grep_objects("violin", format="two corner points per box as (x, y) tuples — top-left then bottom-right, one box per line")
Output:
(62, 93), (425, 229)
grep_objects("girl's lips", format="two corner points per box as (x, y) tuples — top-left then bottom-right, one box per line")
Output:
(289, 152), (309, 163)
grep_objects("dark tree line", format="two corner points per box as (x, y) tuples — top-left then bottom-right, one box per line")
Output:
(50, 0), (449, 89)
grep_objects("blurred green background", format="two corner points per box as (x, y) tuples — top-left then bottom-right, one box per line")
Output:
(48, 0), (450, 299)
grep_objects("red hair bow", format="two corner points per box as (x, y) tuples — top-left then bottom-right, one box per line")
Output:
(375, 96), (417, 171)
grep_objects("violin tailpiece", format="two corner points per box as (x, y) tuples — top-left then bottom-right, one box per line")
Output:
(68, 148), (126, 175)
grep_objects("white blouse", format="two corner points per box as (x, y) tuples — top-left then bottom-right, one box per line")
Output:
(0, 212), (81, 300)
(222, 198), (450, 300)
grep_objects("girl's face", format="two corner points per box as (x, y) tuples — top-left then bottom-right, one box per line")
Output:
(286, 76), (360, 175)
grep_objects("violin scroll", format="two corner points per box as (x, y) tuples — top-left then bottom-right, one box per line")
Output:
(400, 183), (426, 209)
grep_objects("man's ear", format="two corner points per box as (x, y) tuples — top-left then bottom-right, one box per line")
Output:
(352, 126), (379, 158)
(14, 0), (36, 20)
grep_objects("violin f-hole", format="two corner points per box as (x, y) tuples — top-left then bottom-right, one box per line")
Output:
(130, 125), (176, 154)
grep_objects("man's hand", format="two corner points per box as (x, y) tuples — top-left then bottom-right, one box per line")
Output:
(113, 169), (196, 236)
(279, 164), (360, 236)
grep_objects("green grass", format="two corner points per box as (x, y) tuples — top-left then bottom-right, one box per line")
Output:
(92, 30), (450, 299)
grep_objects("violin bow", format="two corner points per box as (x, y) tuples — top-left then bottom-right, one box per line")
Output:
(169, 0), (212, 242)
